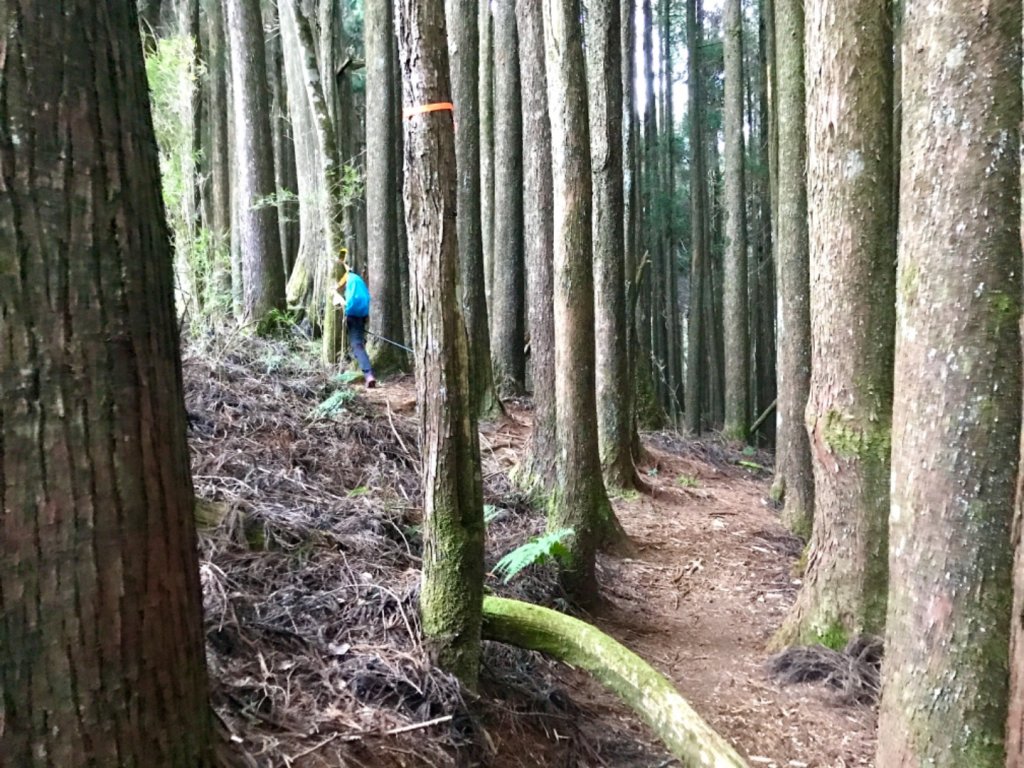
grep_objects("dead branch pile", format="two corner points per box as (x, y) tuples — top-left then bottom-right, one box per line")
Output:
(766, 635), (883, 704)
(183, 335), (611, 767)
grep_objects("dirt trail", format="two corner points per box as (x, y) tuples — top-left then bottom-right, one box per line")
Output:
(367, 382), (877, 767)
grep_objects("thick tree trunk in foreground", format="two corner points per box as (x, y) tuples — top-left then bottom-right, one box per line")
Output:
(776, 0), (894, 647)
(225, 0), (286, 324)
(722, 0), (749, 440)
(587, 0), (632, 490)
(878, 2), (1021, 764)
(771, 0), (813, 536)
(685, 0), (707, 434)
(482, 597), (748, 767)
(543, 0), (620, 602)
(491, 0), (526, 396)
(0, 2), (212, 763)
(365, 0), (406, 373)
(515, 0), (558, 491)
(447, 0), (502, 417)
(396, 0), (486, 687)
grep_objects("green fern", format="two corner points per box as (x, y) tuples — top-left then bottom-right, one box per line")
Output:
(492, 527), (574, 584)
(311, 388), (356, 420)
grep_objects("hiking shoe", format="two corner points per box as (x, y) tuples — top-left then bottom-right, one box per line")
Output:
(365, 374), (377, 389)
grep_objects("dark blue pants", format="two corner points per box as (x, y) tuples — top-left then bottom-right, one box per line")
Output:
(346, 315), (374, 375)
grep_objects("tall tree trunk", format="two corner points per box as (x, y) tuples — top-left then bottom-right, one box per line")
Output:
(641, 0), (665, 412)
(447, 0), (503, 416)
(204, 0), (233, 309)
(770, 0), (813, 534)
(396, 0), (486, 688)
(622, 0), (644, 462)
(661, 0), (681, 423)
(365, 0), (407, 373)
(587, 0), (632, 489)
(543, 0), (621, 602)
(281, 0), (326, 322)
(479, 0), (495, 319)
(225, 0), (286, 324)
(685, 0), (707, 434)
(722, 0), (749, 440)
(0, 2), (213, 763)
(754, 0), (776, 445)
(515, 0), (558, 490)
(491, 0), (526, 396)
(878, 2), (1021, 763)
(264, 0), (298, 277)
(776, 0), (895, 647)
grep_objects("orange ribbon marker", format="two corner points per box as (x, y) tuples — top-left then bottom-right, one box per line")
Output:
(403, 101), (454, 120)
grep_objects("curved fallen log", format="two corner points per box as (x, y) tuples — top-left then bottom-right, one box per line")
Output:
(481, 596), (748, 768)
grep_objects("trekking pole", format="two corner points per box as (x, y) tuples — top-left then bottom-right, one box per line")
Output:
(365, 329), (413, 354)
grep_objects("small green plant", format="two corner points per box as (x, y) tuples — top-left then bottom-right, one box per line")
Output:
(311, 388), (356, 420)
(492, 527), (574, 584)
(738, 460), (766, 472)
(256, 308), (298, 338)
(742, 445), (757, 457)
(484, 504), (502, 525)
(676, 473), (700, 488)
(347, 486), (369, 497)
(333, 370), (363, 385)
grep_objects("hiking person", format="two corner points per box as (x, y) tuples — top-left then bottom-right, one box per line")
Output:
(333, 264), (377, 388)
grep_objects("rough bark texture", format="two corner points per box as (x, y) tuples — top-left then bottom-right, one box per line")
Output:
(264, 1), (298, 278)
(0, 2), (213, 763)
(447, 0), (502, 417)
(225, 0), (286, 324)
(491, 0), (526, 396)
(722, 0), (749, 440)
(1011, 324), (1024, 768)
(878, 2), (1021, 764)
(482, 597), (748, 767)
(771, 0), (813, 536)
(587, 0), (632, 490)
(395, 0), (486, 687)
(365, 0), (407, 373)
(479, 0), (495, 318)
(515, 0), (558, 491)
(777, 0), (894, 647)
(543, 0), (619, 602)
(684, 0), (707, 434)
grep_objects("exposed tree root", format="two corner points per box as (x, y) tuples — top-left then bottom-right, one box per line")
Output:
(481, 596), (749, 768)
(766, 635), (883, 704)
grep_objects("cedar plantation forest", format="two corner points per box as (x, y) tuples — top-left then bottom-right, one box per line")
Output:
(1, 0), (1022, 766)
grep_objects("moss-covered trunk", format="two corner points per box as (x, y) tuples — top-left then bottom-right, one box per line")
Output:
(770, 0), (813, 536)
(482, 597), (748, 767)
(877, 2), (1021, 764)
(775, 0), (894, 647)
(395, 0), (486, 687)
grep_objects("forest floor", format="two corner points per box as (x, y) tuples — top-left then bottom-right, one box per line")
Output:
(185, 335), (876, 768)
